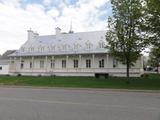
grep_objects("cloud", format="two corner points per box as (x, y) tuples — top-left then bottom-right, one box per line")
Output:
(47, 7), (60, 18)
(0, 0), (110, 54)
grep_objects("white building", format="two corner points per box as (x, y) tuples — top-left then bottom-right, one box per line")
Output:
(8, 28), (144, 77)
(0, 50), (16, 75)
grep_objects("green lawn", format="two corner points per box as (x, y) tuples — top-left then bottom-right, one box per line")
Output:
(0, 74), (159, 90)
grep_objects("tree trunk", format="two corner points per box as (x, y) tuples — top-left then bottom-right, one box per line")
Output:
(126, 59), (130, 84)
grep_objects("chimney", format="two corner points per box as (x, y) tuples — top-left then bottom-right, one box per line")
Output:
(27, 29), (34, 41)
(55, 27), (61, 35)
(27, 29), (39, 41)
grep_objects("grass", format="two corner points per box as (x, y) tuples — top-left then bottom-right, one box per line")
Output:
(0, 74), (159, 90)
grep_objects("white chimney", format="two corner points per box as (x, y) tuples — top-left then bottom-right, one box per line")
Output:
(27, 29), (39, 41)
(27, 29), (34, 41)
(55, 27), (61, 35)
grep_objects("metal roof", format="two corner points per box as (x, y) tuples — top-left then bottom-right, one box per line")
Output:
(9, 30), (108, 57)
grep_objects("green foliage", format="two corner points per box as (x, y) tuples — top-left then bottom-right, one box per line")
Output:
(145, 0), (160, 46)
(148, 46), (160, 69)
(144, 0), (160, 72)
(106, 0), (148, 77)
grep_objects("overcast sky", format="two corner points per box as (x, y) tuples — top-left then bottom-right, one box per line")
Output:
(0, 0), (111, 55)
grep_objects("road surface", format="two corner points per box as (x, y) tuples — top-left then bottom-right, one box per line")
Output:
(0, 87), (159, 120)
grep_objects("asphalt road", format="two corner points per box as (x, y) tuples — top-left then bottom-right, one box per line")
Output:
(0, 87), (159, 120)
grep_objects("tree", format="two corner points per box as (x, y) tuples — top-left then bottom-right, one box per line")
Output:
(148, 46), (160, 73)
(145, 0), (160, 71)
(145, 0), (160, 46)
(106, 0), (148, 80)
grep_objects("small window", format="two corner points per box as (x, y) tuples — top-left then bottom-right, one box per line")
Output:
(30, 62), (32, 69)
(86, 59), (91, 68)
(0, 66), (2, 70)
(113, 58), (118, 68)
(62, 60), (66, 68)
(99, 40), (105, 48)
(73, 60), (78, 68)
(40, 60), (44, 68)
(99, 59), (104, 68)
(51, 60), (55, 69)
(20, 60), (24, 69)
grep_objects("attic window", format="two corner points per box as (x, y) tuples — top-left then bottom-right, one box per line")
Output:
(29, 47), (34, 52)
(98, 40), (105, 48)
(38, 46), (44, 52)
(85, 40), (93, 50)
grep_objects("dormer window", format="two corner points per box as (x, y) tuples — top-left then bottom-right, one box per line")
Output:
(98, 40), (105, 48)
(85, 40), (93, 50)
(74, 43), (80, 51)
(47, 46), (51, 52)
(38, 46), (44, 52)
(62, 44), (67, 51)
(51, 45), (56, 51)
(28, 47), (34, 52)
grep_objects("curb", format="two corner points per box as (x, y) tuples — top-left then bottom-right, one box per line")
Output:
(0, 85), (160, 93)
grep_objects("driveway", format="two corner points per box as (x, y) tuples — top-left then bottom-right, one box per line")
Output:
(0, 87), (159, 120)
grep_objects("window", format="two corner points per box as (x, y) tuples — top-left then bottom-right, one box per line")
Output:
(38, 46), (44, 52)
(99, 59), (104, 68)
(62, 44), (67, 51)
(51, 60), (55, 69)
(86, 59), (91, 68)
(30, 62), (32, 69)
(20, 60), (24, 69)
(40, 60), (44, 68)
(62, 60), (66, 68)
(0, 66), (2, 70)
(85, 41), (93, 50)
(98, 41), (105, 48)
(113, 58), (118, 68)
(73, 60), (78, 68)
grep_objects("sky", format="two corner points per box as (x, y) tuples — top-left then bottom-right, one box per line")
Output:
(0, 0), (111, 55)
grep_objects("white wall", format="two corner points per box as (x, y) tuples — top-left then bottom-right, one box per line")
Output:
(9, 54), (143, 76)
(0, 64), (9, 75)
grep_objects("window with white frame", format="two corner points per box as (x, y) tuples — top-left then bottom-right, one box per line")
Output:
(99, 59), (104, 68)
(85, 41), (93, 50)
(98, 40), (105, 48)
(113, 58), (118, 68)
(73, 60), (78, 68)
(62, 44), (67, 51)
(20, 60), (24, 69)
(40, 60), (44, 68)
(50, 60), (55, 69)
(62, 60), (66, 68)
(38, 46), (44, 52)
(30, 62), (32, 69)
(86, 59), (91, 68)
